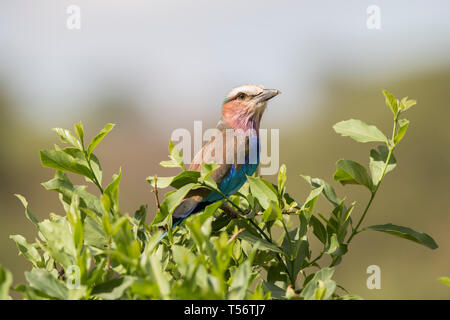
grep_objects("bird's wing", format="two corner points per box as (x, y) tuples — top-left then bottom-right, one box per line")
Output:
(172, 129), (233, 219)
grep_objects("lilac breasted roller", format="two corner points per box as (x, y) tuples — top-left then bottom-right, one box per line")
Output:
(165, 84), (280, 234)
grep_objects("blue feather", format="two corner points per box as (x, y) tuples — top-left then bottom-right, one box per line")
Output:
(157, 136), (260, 243)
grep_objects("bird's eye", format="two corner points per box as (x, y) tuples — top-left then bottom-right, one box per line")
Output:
(237, 93), (246, 100)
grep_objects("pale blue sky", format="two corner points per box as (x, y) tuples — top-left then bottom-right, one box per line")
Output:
(0, 0), (449, 128)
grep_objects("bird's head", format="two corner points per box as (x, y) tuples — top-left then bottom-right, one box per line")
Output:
(221, 84), (280, 130)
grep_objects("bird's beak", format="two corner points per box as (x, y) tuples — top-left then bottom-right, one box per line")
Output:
(255, 88), (280, 103)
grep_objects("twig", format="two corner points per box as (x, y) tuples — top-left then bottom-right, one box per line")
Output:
(151, 175), (161, 210)
(227, 228), (245, 244)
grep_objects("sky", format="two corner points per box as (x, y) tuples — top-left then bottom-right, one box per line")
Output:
(0, 0), (450, 128)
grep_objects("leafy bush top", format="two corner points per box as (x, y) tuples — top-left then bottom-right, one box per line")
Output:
(0, 90), (438, 300)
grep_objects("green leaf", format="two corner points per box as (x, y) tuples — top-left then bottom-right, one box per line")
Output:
(288, 240), (309, 281)
(262, 201), (282, 222)
(383, 89), (398, 115)
(152, 183), (197, 225)
(200, 163), (220, 180)
(263, 282), (285, 299)
(301, 267), (336, 300)
(146, 176), (175, 189)
(228, 260), (252, 300)
(238, 230), (283, 254)
(394, 118), (409, 145)
(301, 176), (342, 207)
(39, 218), (77, 268)
(326, 233), (339, 254)
(91, 276), (134, 299)
(438, 277), (450, 287)
(369, 145), (397, 186)
(102, 213), (113, 236)
(301, 185), (324, 215)
(315, 280), (326, 300)
(84, 216), (108, 249)
(148, 255), (170, 299)
(14, 194), (39, 226)
(199, 163), (220, 190)
(60, 147), (103, 185)
(74, 122), (84, 144)
(399, 97), (417, 112)
(172, 245), (196, 278)
(147, 171), (205, 192)
(25, 269), (69, 300)
(87, 123), (115, 156)
(247, 176), (278, 210)
(52, 128), (82, 150)
(367, 223), (438, 249)
(197, 200), (223, 225)
(277, 164), (287, 196)
(102, 169), (122, 214)
(40, 149), (94, 180)
(170, 171), (201, 189)
(333, 119), (388, 144)
(334, 159), (373, 191)
(88, 153), (103, 185)
(0, 265), (13, 300)
(310, 216), (327, 244)
(160, 140), (186, 170)
(42, 171), (103, 217)
(338, 294), (363, 300)
(10, 235), (43, 267)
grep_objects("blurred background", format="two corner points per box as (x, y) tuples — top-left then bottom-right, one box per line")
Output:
(1, 0), (449, 299)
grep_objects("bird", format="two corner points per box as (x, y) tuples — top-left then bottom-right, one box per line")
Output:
(162, 84), (280, 237)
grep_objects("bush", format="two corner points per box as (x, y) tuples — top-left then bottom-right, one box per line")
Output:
(1, 90), (437, 300)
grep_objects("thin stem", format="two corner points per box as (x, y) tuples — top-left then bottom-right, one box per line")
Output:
(346, 116), (398, 244)
(306, 250), (324, 268)
(346, 193), (376, 243)
(152, 175), (161, 210)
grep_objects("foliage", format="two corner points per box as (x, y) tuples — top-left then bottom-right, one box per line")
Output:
(438, 277), (450, 287)
(1, 91), (437, 300)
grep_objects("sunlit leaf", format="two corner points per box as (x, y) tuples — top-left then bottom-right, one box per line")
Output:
(25, 269), (69, 300)
(247, 176), (278, 210)
(369, 145), (397, 187)
(152, 183), (197, 225)
(102, 169), (122, 214)
(383, 89), (398, 115)
(301, 176), (342, 207)
(399, 97), (417, 111)
(438, 277), (450, 287)
(238, 230), (283, 254)
(40, 149), (94, 180)
(367, 224), (438, 249)
(278, 164), (287, 196)
(394, 118), (409, 145)
(52, 128), (82, 150)
(0, 265), (13, 300)
(334, 159), (373, 191)
(14, 194), (39, 226)
(333, 119), (388, 144)
(301, 267), (336, 300)
(86, 123), (115, 156)
(10, 235), (43, 267)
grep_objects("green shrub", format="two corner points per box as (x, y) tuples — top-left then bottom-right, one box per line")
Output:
(2, 90), (437, 300)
